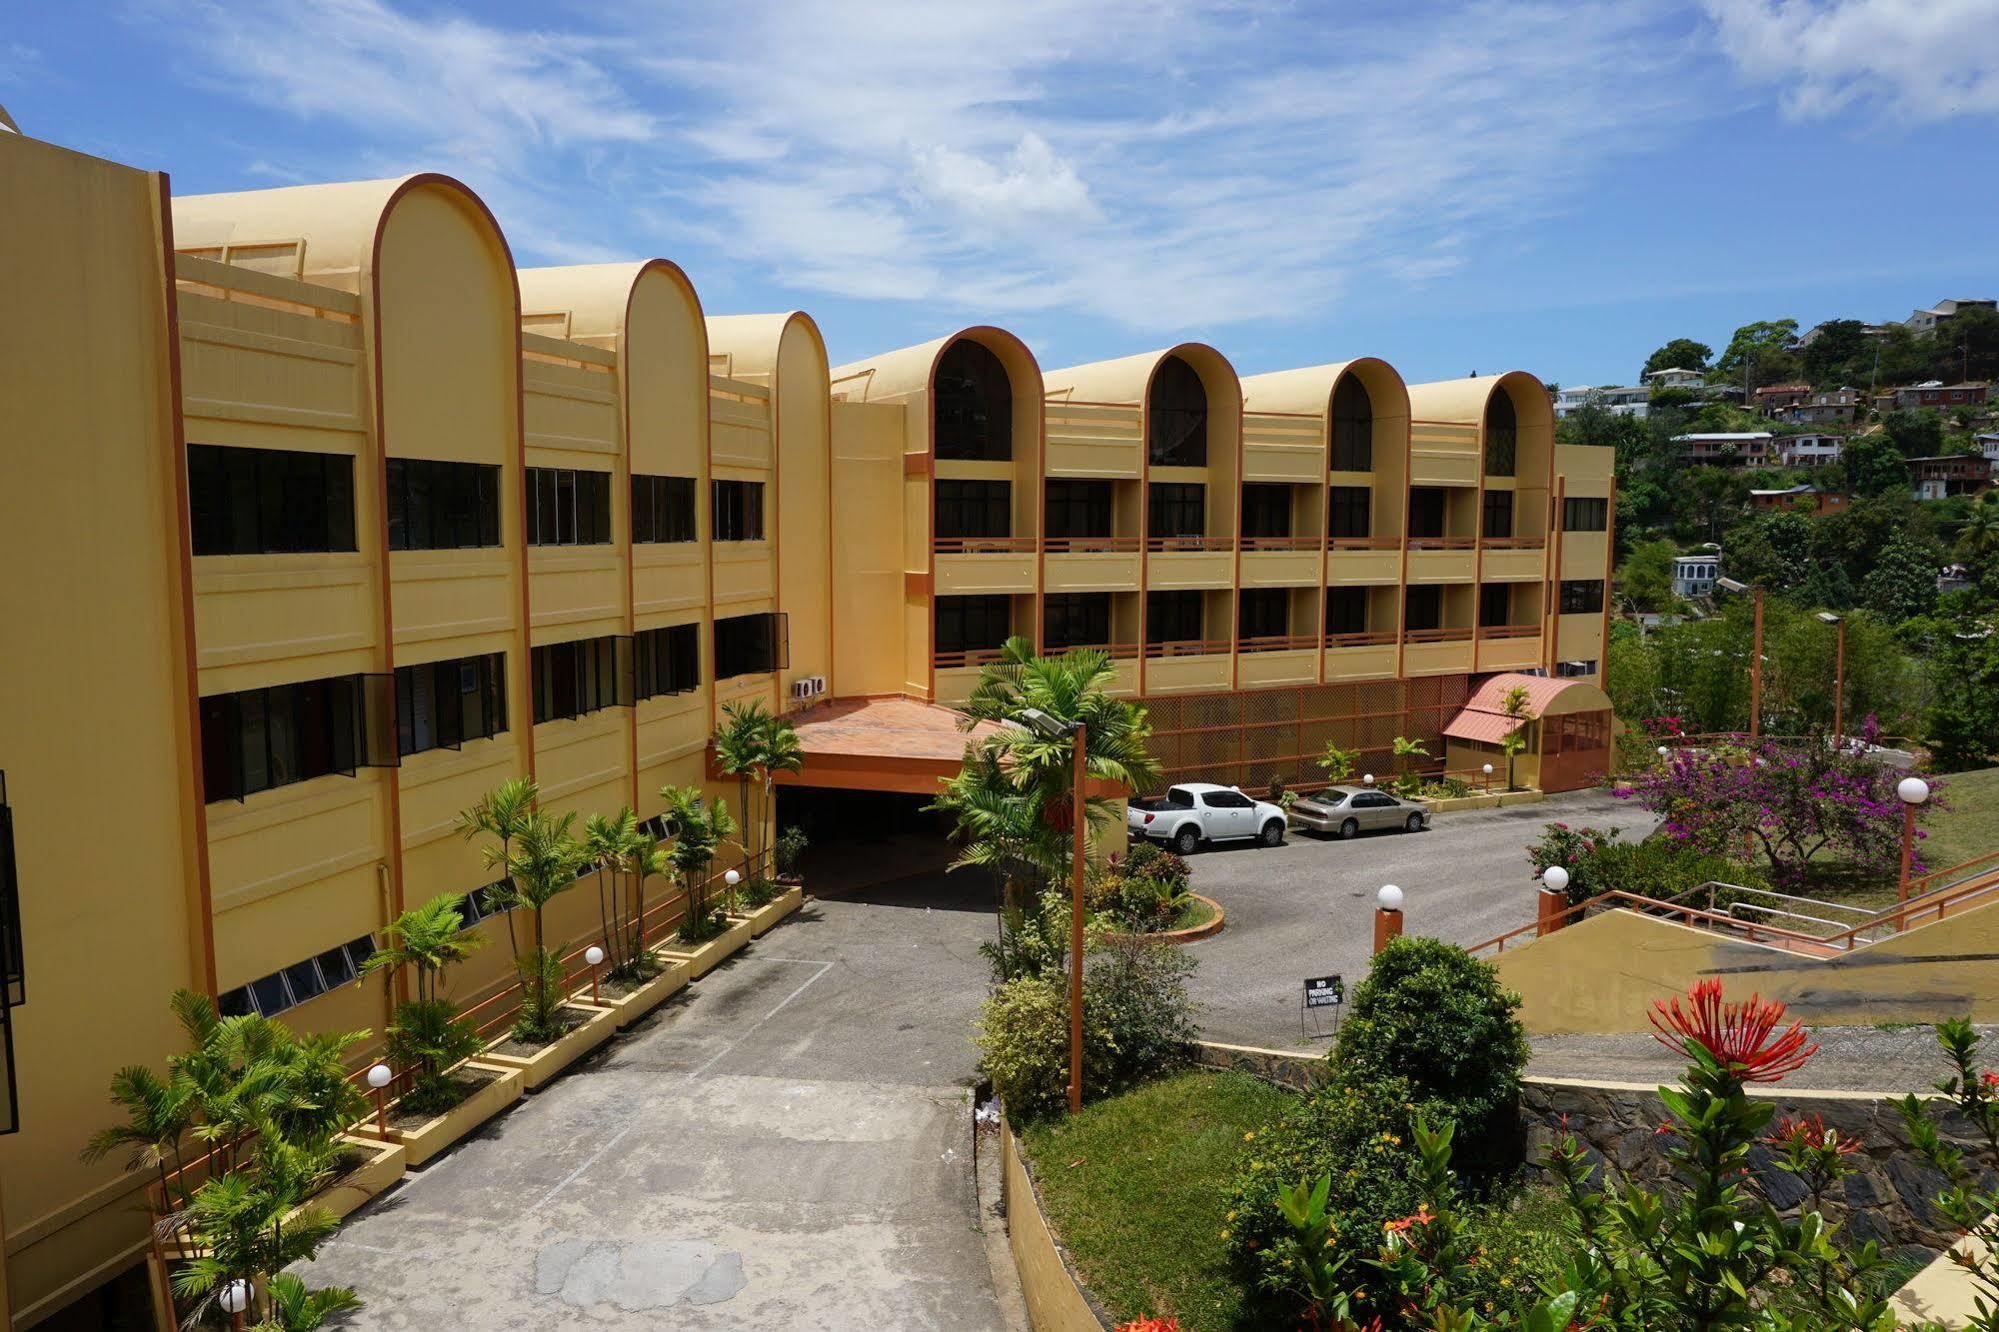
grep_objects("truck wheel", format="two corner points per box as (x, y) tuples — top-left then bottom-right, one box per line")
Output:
(1338, 818), (1359, 840)
(1405, 812), (1425, 833)
(1259, 819), (1285, 847)
(1174, 826), (1200, 856)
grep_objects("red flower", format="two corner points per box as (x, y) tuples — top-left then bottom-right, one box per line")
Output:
(1980, 1070), (1998, 1091)
(1115, 1319), (1181, 1332)
(1384, 1206), (1437, 1234)
(1648, 980), (1818, 1083)
(1769, 1113), (1861, 1155)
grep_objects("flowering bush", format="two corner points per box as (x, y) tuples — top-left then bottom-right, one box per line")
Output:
(1114, 1319), (1181, 1332)
(1522, 822), (1619, 904)
(1525, 822), (1758, 909)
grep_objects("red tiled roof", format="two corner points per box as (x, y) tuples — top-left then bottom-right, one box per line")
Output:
(1443, 711), (1525, 744)
(1463, 673), (1573, 716)
(787, 695), (1000, 763)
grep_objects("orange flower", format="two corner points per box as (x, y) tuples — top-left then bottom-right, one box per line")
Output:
(1384, 1205), (1438, 1234)
(1649, 979), (1818, 1083)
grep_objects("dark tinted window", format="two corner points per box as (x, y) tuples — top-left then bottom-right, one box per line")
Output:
(935, 480), (1012, 539)
(1148, 483), (1205, 539)
(1408, 488), (1446, 539)
(935, 339), (1013, 462)
(387, 457), (500, 550)
(1560, 579), (1605, 614)
(632, 474), (697, 543)
(715, 612), (788, 680)
(1165, 788), (1194, 808)
(1479, 583), (1513, 627)
(531, 636), (625, 723)
(526, 467), (612, 546)
(1238, 588), (1289, 639)
(1562, 497), (1608, 531)
(189, 444), (356, 556)
(200, 675), (367, 802)
(1329, 486), (1371, 539)
(1404, 585), (1443, 631)
(936, 596), (1012, 655)
(1146, 590), (1204, 643)
(1484, 392), (1518, 476)
(1482, 490), (1514, 539)
(1043, 593), (1111, 650)
(1045, 480), (1113, 538)
(1330, 375), (1373, 471)
(1148, 355), (1207, 467)
(1326, 586), (1368, 634)
(634, 623), (701, 699)
(712, 480), (765, 541)
(396, 652), (506, 757)
(1240, 484), (1291, 539)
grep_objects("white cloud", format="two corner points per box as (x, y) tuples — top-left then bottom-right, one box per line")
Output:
(1703, 0), (1999, 122)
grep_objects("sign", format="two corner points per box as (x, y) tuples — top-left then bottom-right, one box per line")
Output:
(1304, 975), (1344, 1009)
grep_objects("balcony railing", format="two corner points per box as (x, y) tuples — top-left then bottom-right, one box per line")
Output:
(1238, 633), (1320, 654)
(1239, 535), (1322, 552)
(1406, 536), (1476, 550)
(934, 536), (1036, 555)
(1046, 642), (1141, 659)
(1142, 638), (1233, 659)
(1476, 624), (1540, 640)
(1146, 535), (1235, 552)
(933, 646), (1012, 669)
(1479, 536), (1545, 550)
(1324, 630), (1398, 649)
(1403, 626), (1473, 643)
(1328, 536), (1402, 551)
(1043, 535), (1141, 553)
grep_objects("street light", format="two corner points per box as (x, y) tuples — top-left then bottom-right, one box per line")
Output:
(1374, 883), (1404, 953)
(220, 1278), (253, 1330)
(1018, 706), (1089, 1115)
(1896, 777), (1931, 927)
(1481, 762), (1493, 791)
(1541, 865), (1570, 894)
(1361, 773), (1375, 786)
(366, 1062), (393, 1136)
(1716, 578), (1764, 743)
(585, 944), (605, 1004)
(1816, 612), (1846, 746)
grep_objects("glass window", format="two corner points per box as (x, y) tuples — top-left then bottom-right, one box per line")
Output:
(1328, 486), (1372, 540)
(188, 444), (358, 556)
(935, 480), (1012, 539)
(1560, 580), (1605, 614)
(1484, 391), (1518, 476)
(396, 653), (506, 757)
(200, 675), (370, 803)
(934, 339), (1013, 462)
(634, 624), (701, 699)
(715, 613), (788, 680)
(1240, 484), (1292, 539)
(936, 596), (1012, 655)
(1404, 585), (1443, 631)
(314, 945), (358, 986)
(712, 480), (765, 541)
(1482, 490), (1514, 539)
(218, 988), (254, 1018)
(1479, 583), (1513, 626)
(1148, 356), (1207, 467)
(1408, 488), (1447, 539)
(532, 637), (627, 722)
(1330, 375), (1373, 471)
(527, 467), (613, 546)
(1562, 497), (1608, 531)
(1045, 481), (1113, 539)
(1145, 591), (1204, 644)
(386, 458), (500, 551)
(1238, 588), (1289, 639)
(1148, 483), (1205, 539)
(1325, 587), (1368, 635)
(1043, 594), (1111, 651)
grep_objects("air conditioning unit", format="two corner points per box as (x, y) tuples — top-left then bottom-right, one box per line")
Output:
(808, 675), (828, 696)
(790, 679), (816, 701)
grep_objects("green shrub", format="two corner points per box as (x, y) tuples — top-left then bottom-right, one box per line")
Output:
(1118, 841), (1191, 891)
(383, 999), (484, 1118)
(774, 824), (808, 876)
(1333, 936), (1528, 1177)
(1525, 822), (1761, 908)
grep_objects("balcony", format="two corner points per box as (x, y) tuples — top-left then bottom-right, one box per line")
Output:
(1141, 639), (1233, 694)
(1044, 400), (1142, 478)
(1241, 411), (1324, 482)
(1401, 625), (1475, 675)
(1239, 536), (1322, 586)
(1047, 643), (1140, 695)
(1408, 421), (1480, 486)
(1145, 534), (1234, 589)
(1479, 536), (1546, 582)
(1474, 624), (1544, 671)
(933, 536), (1037, 595)
(1404, 537), (1476, 583)
(1322, 630), (1399, 682)
(1236, 634), (1320, 687)
(1043, 536), (1140, 591)
(1326, 537), (1403, 584)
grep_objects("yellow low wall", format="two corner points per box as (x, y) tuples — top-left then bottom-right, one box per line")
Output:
(1496, 894), (1999, 1035)
(1001, 1124), (1109, 1331)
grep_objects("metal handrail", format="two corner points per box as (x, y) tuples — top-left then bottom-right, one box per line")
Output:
(1044, 535), (1140, 553)
(1238, 634), (1320, 654)
(1407, 536), (1476, 550)
(1325, 630), (1398, 648)
(1142, 639), (1232, 659)
(1147, 535), (1235, 552)
(1240, 536), (1321, 551)
(1476, 624), (1540, 640)
(1404, 627), (1473, 643)
(1328, 536), (1403, 551)
(934, 536), (1035, 554)
(933, 646), (1012, 669)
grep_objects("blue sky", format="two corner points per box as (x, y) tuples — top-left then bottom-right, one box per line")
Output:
(7, 0), (1998, 386)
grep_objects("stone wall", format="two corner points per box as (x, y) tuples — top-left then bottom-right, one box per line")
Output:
(1523, 1078), (1994, 1258)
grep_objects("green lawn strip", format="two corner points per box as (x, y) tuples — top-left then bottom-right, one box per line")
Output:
(1171, 895), (1219, 933)
(1018, 1069), (1298, 1332)
(1923, 765), (1999, 875)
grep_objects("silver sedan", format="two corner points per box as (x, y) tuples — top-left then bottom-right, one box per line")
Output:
(1288, 786), (1430, 838)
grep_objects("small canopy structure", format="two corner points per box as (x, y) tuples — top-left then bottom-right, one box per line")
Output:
(774, 696), (1003, 795)
(1443, 673), (1614, 792)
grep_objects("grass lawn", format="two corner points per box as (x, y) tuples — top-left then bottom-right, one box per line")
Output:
(1018, 1069), (1297, 1332)
(1922, 765), (1999, 875)
(1171, 894), (1220, 933)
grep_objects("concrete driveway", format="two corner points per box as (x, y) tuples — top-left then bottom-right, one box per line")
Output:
(1178, 789), (1658, 1051)
(300, 886), (1013, 1331)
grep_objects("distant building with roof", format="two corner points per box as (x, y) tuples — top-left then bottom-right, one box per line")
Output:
(1754, 384), (1812, 415)
(1902, 299), (1995, 333)
(1642, 367), (1706, 390)
(1553, 383), (1648, 419)
(1907, 454), (1994, 500)
(1674, 431), (1774, 466)
(1894, 381), (1989, 410)
(1779, 433), (1845, 468)
(1749, 484), (1849, 515)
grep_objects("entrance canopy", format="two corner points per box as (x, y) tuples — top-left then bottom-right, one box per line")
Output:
(1443, 673), (1610, 743)
(775, 696), (1000, 795)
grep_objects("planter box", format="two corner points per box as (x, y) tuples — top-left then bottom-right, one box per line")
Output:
(355, 1061), (524, 1168)
(480, 1002), (618, 1091)
(296, 1134), (405, 1225)
(591, 952), (692, 1029)
(738, 885), (804, 938)
(1411, 789), (1546, 814)
(1105, 893), (1225, 946)
(659, 915), (754, 980)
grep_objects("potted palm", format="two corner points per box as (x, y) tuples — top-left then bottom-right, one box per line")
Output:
(354, 894), (522, 1167)
(479, 809), (618, 1091)
(657, 785), (754, 978)
(591, 833), (693, 1030)
(455, 776), (539, 976)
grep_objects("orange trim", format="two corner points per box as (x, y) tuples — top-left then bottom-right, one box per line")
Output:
(1545, 475), (1565, 673)
(1599, 472), (1617, 681)
(155, 172), (219, 1001)
(903, 451), (933, 476)
(905, 571), (934, 597)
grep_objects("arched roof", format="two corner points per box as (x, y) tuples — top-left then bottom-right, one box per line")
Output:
(708, 311), (829, 383)
(1043, 342), (1240, 407)
(517, 260), (705, 347)
(829, 325), (1043, 403)
(171, 174), (512, 295)
(1239, 357), (1412, 422)
(1404, 371), (1554, 431)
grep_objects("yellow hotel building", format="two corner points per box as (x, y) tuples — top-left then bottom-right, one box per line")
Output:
(0, 122), (1610, 1324)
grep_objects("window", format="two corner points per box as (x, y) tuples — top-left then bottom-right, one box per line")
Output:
(712, 480), (765, 542)
(935, 338), (1013, 462)
(1562, 497), (1608, 531)
(1045, 480), (1113, 539)
(456, 878), (514, 924)
(715, 612), (788, 680)
(634, 624), (701, 700)
(1238, 588), (1289, 639)
(1203, 790), (1253, 809)
(1560, 580), (1605, 614)
(1148, 483), (1206, 539)
(1325, 587), (1368, 635)
(396, 653), (506, 757)
(1146, 590), (1204, 644)
(1148, 355), (1208, 467)
(936, 596), (1012, 655)
(1556, 659), (1599, 678)
(1240, 484), (1292, 539)
(531, 636), (626, 723)
(189, 444), (356, 556)
(1482, 490), (1514, 539)
(1484, 391), (1517, 476)
(526, 467), (612, 546)
(1408, 488), (1447, 539)
(386, 457), (500, 550)
(936, 480), (1012, 540)
(1043, 594), (1111, 651)
(1330, 375), (1373, 471)
(1479, 583), (1513, 627)
(200, 676), (373, 803)
(1329, 486), (1372, 540)
(1404, 585), (1443, 631)
(632, 474), (697, 544)
(217, 935), (376, 1019)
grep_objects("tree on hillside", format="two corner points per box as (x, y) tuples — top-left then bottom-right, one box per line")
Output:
(1840, 435), (1909, 497)
(1800, 319), (1871, 385)
(1614, 538), (1679, 612)
(1641, 338), (1713, 379)
(1715, 318), (1802, 385)
(1926, 604), (1999, 770)
(1719, 510), (1815, 593)
(1881, 408), (1945, 457)
(1929, 305), (1999, 383)
(1858, 535), (1940, 623)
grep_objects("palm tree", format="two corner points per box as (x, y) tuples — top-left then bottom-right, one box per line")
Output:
(1497, 686), (1536, 792)
(754, 714), (805, 881)
(83, 1064), (199, 1223)
(931, 750), (1064, 911)
(504, 808), (582, 1042)
(1389, 735), (1431, 796)
(456, 777), (540, 965)
(623, 835), (671, 976)
(1956, 490), (1999, 563)
(582, 808), (639, 974)
(359, 895), (486, 1113)
(659, 785), (737, 942)
(713, 702), (766, 870)
(359, 894), (484, 1008)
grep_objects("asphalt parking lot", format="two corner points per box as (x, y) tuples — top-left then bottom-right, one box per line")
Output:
(1176, 789), (1659, 1051)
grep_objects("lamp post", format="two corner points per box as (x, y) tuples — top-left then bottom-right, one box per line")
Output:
(1481, 762), (1493, 792)
(366, 1062), (392, 1137)
(220, 1278), (253, 1331)
(585, 944), (605, 1005)
(1538, 866), (1570, 936)
(1361, 772), (1375, 787)
(723, 867), (741, 914)
(1896, 776), (1930, 928)
(1717, 578), (1763, 742)
(1816, 611), (1846, 746)
(1020, 707), (1088, 1115)
(1373, 884), (1404, 954)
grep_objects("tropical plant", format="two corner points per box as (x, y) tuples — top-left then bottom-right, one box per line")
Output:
(82, 1064), (199, 1222)
(1318, 741), (1361, 785)
(620, 834), (670, 981)
(357, 897), (487, 1114)
(1497, 685), (1534, 791)
(504, 808), (582, 1043)
(713, 701), (805, 886)
(455, 776), (539, 963)
(169, 1148), (353, 1330)
(1389, 735), (1430, 797)
(262, 1272), (364, 1331)
(713, 701), (766, 871)
(774, 824), (809, 878)
(582, 807), (641, 975)
(1956, 490), (1999, 563)
(933, 751), (1064, 911)
(1897, 1019), (1999, 1332)
(659, 785), (737, 945)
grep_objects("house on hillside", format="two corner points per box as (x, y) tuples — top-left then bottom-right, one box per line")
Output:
(1643, 367), (1706, 391)
(1778, 433), (1845, 468)
(1907, 454), (1994, 500)
(1781, 388), (1860, 425)
(1754, 384), (1812, 416)
(1895, 381), (1990, 410)
(1902, 298), (1996, 333)
(1553, 383), (1648, 419)
(1673, 431), (1773, 466)
(1749, 484), (1849, 515)
(1672, 552), (1721, 599)
(1976, 433), (1999, 476)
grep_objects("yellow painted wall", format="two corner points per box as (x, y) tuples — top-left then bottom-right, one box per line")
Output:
(773, 319), (834, 709)
(0, 132), (202, 1326)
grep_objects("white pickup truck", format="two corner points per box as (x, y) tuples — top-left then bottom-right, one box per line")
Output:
(1127, 782), (1289, 854)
